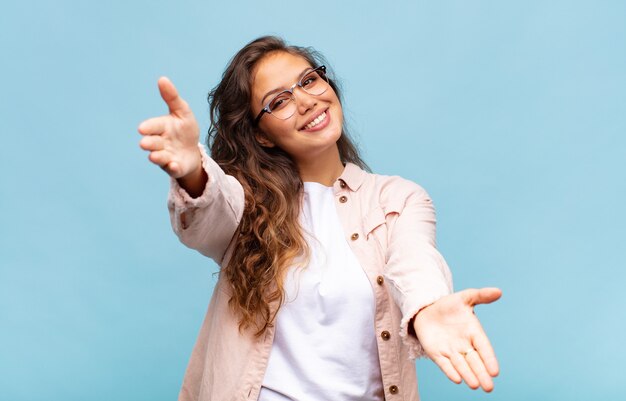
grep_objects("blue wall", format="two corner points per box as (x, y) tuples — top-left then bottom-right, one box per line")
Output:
(1, 1), (624, 400)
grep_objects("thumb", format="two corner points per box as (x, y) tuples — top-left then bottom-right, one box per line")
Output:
(460, 287), (502, 307)
(157, 76), (190, 116)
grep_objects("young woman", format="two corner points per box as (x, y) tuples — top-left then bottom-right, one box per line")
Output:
(138, 36), (502, 401)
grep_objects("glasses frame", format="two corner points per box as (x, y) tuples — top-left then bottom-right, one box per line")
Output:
(253, 65), (328, 125)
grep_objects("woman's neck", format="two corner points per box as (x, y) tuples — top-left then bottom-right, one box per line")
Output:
(297, 146), (345, 186)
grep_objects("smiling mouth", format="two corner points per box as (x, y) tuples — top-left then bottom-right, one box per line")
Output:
(301, 109), (329, 131)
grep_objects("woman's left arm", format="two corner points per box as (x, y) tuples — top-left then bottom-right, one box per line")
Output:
(383, 180), (501, 392)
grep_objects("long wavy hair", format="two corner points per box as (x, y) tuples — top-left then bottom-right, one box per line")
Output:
(207, 36), (368, 336)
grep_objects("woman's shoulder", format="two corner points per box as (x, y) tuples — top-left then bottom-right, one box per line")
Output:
(362, 167), (431, 202)
(341, 163), (432, 213)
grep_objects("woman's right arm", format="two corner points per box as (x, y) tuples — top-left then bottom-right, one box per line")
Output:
(138, 77), (244, 264)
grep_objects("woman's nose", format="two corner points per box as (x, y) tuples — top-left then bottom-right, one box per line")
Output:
(295, 88), (317, 114)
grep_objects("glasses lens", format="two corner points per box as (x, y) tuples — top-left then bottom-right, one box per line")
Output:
(301, 67), (329, 96)
(269, 92), (296, 120)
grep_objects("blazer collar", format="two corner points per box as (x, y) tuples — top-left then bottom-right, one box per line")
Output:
(338, 162), (366, 191)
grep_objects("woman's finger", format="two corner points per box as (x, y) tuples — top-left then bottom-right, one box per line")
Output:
(139, 135), (164, 152)
(473, 325), (500, 377)
(460, 287), (502, 307)
(450, 352), (480, 389)
(166, 161), (182, 178)
(138, 115), (170, 136)
(465, 349), (494, 392)
(432, 355), (462, 384)
(148, 149), (172, 168)
(158, 76), (190, 116)
(148, 152), (184, 178)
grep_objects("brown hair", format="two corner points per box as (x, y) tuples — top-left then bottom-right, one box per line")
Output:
(207, 36), (368, 336)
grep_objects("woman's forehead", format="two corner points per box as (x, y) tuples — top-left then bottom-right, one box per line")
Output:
(252, 52), (312, 98)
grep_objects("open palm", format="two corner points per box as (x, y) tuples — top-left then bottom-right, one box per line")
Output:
(413, 287), (502, 392)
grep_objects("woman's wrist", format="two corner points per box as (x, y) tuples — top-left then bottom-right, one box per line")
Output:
(176, 152), (207, 198)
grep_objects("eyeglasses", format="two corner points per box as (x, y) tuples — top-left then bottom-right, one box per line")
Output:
(254, 65), (329, 125)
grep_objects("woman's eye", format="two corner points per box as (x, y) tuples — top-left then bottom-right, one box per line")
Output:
(302, 76), (317, 88)
(270, 95), (290, 110)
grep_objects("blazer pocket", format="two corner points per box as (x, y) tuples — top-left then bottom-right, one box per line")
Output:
(363, 206), (386, 239)
(362, 203), (404, 256)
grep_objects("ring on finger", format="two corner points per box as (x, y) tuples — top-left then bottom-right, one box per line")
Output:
(461, 347), (477, 357)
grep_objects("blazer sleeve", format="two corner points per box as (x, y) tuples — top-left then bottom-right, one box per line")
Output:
(383, 180), (454, 359)
(167, 143), (245, 265)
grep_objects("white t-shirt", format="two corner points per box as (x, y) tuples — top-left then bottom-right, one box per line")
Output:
(258, 182), (384, 401)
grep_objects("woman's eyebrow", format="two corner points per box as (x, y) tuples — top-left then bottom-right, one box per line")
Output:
(260, 67), (314, 105)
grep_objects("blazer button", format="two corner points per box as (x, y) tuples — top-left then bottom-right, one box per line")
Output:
(381, 330), (391, 340)
(389, 385), (399, 394)
(339, 195), (348, 203)
(376, 275), (384, 285)
(339, 179), (347, 188)
(350, 233), (359, 241)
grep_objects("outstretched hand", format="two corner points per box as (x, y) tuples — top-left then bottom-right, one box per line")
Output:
(413, 287), (502, 392)
(137, 77), (201, 179)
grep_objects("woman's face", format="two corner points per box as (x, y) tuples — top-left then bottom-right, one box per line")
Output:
(250, 51), (343, 165)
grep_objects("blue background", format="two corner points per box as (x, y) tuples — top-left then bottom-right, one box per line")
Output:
(1, 0), (624, 400)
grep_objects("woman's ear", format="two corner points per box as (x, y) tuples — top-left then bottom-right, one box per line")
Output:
(255, 132), (276, 148)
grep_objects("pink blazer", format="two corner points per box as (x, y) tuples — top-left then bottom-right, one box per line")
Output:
(168, 145), (453, 401)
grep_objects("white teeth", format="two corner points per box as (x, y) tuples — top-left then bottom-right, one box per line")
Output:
(305, 112), (326, 130)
